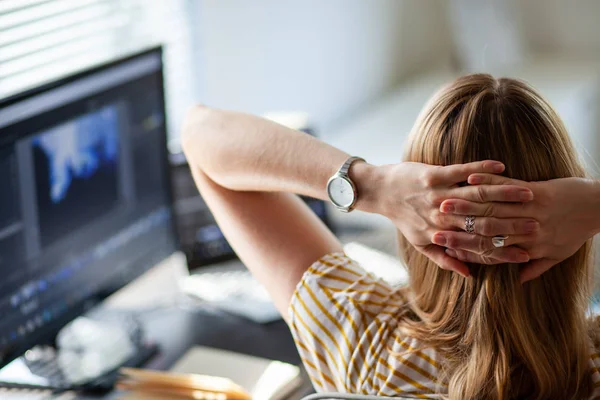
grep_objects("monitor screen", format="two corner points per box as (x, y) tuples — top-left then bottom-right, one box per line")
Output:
(0, 48), (177, 366)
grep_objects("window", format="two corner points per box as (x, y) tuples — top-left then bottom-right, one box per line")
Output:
(0, 0), (198, 140)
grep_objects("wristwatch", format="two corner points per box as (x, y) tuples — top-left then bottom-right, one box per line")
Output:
(326, 156), (365, 213)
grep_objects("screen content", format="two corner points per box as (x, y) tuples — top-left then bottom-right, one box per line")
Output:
(0, 51), (176, 363)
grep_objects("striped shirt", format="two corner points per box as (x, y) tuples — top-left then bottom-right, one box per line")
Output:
(288, 252), (600, 399)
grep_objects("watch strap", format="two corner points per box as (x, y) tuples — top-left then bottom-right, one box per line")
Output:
(339, 156), (365, 175)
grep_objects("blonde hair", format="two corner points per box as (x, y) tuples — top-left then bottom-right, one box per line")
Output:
(398, 74), (595, 399)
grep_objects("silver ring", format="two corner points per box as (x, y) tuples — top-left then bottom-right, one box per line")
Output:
(492, 235), (509, 248)
(465, 215), (475, 234)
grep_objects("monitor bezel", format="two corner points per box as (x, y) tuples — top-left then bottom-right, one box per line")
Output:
(0, 46), (179, 368)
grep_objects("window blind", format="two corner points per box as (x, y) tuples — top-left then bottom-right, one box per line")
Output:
(0, 0), (198, 141)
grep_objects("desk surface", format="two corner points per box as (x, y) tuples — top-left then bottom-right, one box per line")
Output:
(74, 305), (308, 400)
(26, 253), (311, 400)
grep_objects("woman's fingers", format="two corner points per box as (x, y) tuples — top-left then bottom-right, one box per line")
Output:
(444, 248), (506, 265)
(419, 245), (470, 278)
(440, 214), (539, 236)
(440, 199), (533, 218)
(433, 231), (531, 263)
(427, 160), (505, 186)
(468, 173), (529, 187)
(446, 184), (534, 203)
(520, 258), (557, 283)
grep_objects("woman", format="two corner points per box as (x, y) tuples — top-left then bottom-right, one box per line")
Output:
(182, 74), (600, 399)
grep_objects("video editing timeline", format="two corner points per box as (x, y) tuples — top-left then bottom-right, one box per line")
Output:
(1, 209), (170, 346)
(0, 51), (176, 360)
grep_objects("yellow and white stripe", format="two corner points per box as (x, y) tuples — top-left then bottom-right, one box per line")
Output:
(288, 252), (443, 398)
(288, 252), (600, 399)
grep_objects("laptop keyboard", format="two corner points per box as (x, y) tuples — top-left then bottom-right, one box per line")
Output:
(181, 269), (271, 303)
(181, 268), (280, 323)
(180, 227), (407, 323)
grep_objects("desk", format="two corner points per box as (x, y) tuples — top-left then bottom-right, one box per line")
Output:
(70, 305), (310, 400)
(40, 253), (313, 400)
(2, 305), (310, 400)
(140, 306), (302, 369)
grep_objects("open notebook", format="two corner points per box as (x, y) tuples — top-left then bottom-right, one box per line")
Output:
(118, 346), (304, 400)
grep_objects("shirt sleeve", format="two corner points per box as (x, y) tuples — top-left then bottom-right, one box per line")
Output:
(288, 252), (407, 393)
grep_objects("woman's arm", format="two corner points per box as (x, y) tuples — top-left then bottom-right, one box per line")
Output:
(181, 106), (537, 317)
(181, 106), (358, 318)
(434, 174), (600, 282)
(182, 106), (373, 204)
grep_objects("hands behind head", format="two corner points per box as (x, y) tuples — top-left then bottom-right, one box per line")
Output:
(383, 160), (537, 278)
(386, 160), (600, 281)
(434, 173), (600, 282)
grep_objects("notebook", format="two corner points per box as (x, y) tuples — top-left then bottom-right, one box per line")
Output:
(169, 346), (304, 400)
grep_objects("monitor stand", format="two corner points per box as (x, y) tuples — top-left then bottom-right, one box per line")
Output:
(0, 309), (158, 393)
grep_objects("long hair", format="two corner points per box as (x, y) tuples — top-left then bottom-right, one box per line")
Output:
(397, 74), (594, 399)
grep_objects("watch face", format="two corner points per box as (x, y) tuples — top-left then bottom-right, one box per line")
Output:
(327, 177), (355, 208)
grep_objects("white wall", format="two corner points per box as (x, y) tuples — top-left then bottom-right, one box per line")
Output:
(193, 0), (451, 133)
(518, 0), (600, 56)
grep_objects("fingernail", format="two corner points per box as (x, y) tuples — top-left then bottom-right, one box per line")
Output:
(517, 251), (530, 262)
(519, 190), (534, 202)
(440, 203), (455, 213)
(433, 234), (447, 246)
(468, 175), (483, 185)
(445, 248), (456, 257)
(492, 163), (505, 173)
(525, 220), (539, 233)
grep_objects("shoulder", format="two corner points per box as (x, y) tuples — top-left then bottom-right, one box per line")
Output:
(289, 252), (407, 320)
(288, 252), (430, 393)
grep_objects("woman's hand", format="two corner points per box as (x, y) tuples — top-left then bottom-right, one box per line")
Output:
(434, 174), (600, 282)
(371, 161), (539, 277)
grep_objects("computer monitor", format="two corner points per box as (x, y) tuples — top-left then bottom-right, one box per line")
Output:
(0, 48), (177, 369)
